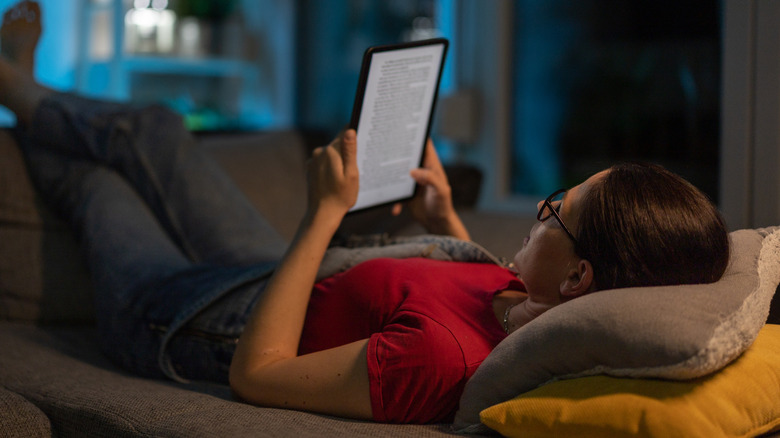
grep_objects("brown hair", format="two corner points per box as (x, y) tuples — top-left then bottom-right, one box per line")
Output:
(575, 162), (729, 290)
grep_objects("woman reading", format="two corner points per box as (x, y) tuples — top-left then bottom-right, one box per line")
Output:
(1, 1), (729, 424)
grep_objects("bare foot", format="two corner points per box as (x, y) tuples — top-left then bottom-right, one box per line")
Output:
(0, 1), (41, 74)
(0, 1), (49, 125)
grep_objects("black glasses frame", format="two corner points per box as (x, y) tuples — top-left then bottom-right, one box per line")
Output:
(537, 189), (578, 243)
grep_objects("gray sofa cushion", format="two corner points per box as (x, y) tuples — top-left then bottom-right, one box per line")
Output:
(0, 323), (460, 437)
(0, 386), (52, 438)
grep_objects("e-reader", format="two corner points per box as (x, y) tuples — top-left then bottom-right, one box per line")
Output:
(347, 38), (449, 212)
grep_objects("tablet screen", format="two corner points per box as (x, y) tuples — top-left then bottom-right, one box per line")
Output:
(348, 38), (448, 212)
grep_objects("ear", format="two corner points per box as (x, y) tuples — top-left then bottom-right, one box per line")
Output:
(560, 259), (595, 300)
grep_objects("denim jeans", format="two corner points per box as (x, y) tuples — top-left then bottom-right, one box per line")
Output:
(17, 93), (287, 383)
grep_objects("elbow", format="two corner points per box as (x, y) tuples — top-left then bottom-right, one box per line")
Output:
(229, 343), (261, 402)
(229, 346), (291, 404)
(228, 359), (253, 402)
(228, 355), (281, 404)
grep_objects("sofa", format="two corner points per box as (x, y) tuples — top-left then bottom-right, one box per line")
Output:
(2, 128), (780, 437)
(0, 129), (468, 437)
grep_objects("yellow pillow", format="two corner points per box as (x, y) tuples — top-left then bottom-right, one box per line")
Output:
(480, 324), (780, 438)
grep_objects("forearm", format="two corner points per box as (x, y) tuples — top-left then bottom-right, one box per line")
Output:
(426, 210), (470, 241)
(228, 130), (371, 418)
(232, 208), (342, 371)
(232, 127), (358, 370)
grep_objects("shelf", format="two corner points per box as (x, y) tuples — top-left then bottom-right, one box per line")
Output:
(116, 56), (250, 77)
(77, 0), (292, 130)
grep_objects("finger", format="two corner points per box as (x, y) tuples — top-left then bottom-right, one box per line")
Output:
(340, 129), (358, 176)
(410, 168), (433, 185)
(307, 146), (330, 175)
(411, 167), (449, 195)
(391, 203), (403, 216)
(308, 145), (324, 163)
(323, 143), (344, 173)
(422, 139), (442, 168)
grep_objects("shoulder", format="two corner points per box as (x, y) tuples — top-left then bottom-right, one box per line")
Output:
(367, 314), (468, 423)
(371, 311), (466, 365)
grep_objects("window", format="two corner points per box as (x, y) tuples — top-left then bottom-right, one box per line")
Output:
(295, 0), (453, 135)
(510, 0), (721, 202)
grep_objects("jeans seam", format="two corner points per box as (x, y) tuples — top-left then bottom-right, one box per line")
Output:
(151, 323), (240, 345)
(121, 119), (201, 263)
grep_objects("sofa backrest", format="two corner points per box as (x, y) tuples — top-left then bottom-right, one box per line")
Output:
(199, 131), (307, 241)
(0, 129), (307, 325)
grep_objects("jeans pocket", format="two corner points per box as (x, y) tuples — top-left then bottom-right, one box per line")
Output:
(167, 329), (239, 384)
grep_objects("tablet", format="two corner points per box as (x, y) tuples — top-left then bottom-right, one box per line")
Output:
(348, 38), (449, 212)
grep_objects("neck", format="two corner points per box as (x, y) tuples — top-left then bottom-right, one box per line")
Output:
(493, 291), (526, 333)
(504, 298), (558, 334)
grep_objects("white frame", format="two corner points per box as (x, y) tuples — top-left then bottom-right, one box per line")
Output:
(721, 0), (780, 229)
(451, 0), (540, 214)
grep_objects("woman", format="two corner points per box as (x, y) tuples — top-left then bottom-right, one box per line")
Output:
(2, 1), (729, 424)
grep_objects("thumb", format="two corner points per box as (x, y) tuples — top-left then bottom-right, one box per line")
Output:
(341, 129), (358, 174)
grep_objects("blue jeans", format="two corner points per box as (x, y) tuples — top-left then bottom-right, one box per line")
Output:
(17, 93), (287, 383)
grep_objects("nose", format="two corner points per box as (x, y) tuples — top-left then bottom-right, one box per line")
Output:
(536, 199), (545, 216)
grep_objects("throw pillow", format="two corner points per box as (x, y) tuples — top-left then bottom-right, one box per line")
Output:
(479, 324), (780, 438)
(453, 227), (780, 432)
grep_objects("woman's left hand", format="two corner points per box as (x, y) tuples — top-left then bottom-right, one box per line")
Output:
(306, 129), (359, 220)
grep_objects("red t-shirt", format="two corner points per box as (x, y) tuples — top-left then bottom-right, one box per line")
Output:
(298, 257), (523, 424)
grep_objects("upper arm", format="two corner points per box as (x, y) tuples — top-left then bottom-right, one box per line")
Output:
(369, 316), (468, 423)
(230, 339), (372, 420)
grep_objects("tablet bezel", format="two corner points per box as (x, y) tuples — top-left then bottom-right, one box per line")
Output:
(347, 37), (449, 213)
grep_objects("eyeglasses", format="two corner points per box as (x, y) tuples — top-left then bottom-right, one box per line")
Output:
(537, 189), (578, 243)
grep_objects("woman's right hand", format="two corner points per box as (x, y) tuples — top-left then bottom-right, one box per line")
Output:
(232, 127), (372, 420)
(392, 139), (470, 240)
(306, 129), (359, 222)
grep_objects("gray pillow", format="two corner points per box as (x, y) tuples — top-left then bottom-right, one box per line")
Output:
(453, 227), (780, 432)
